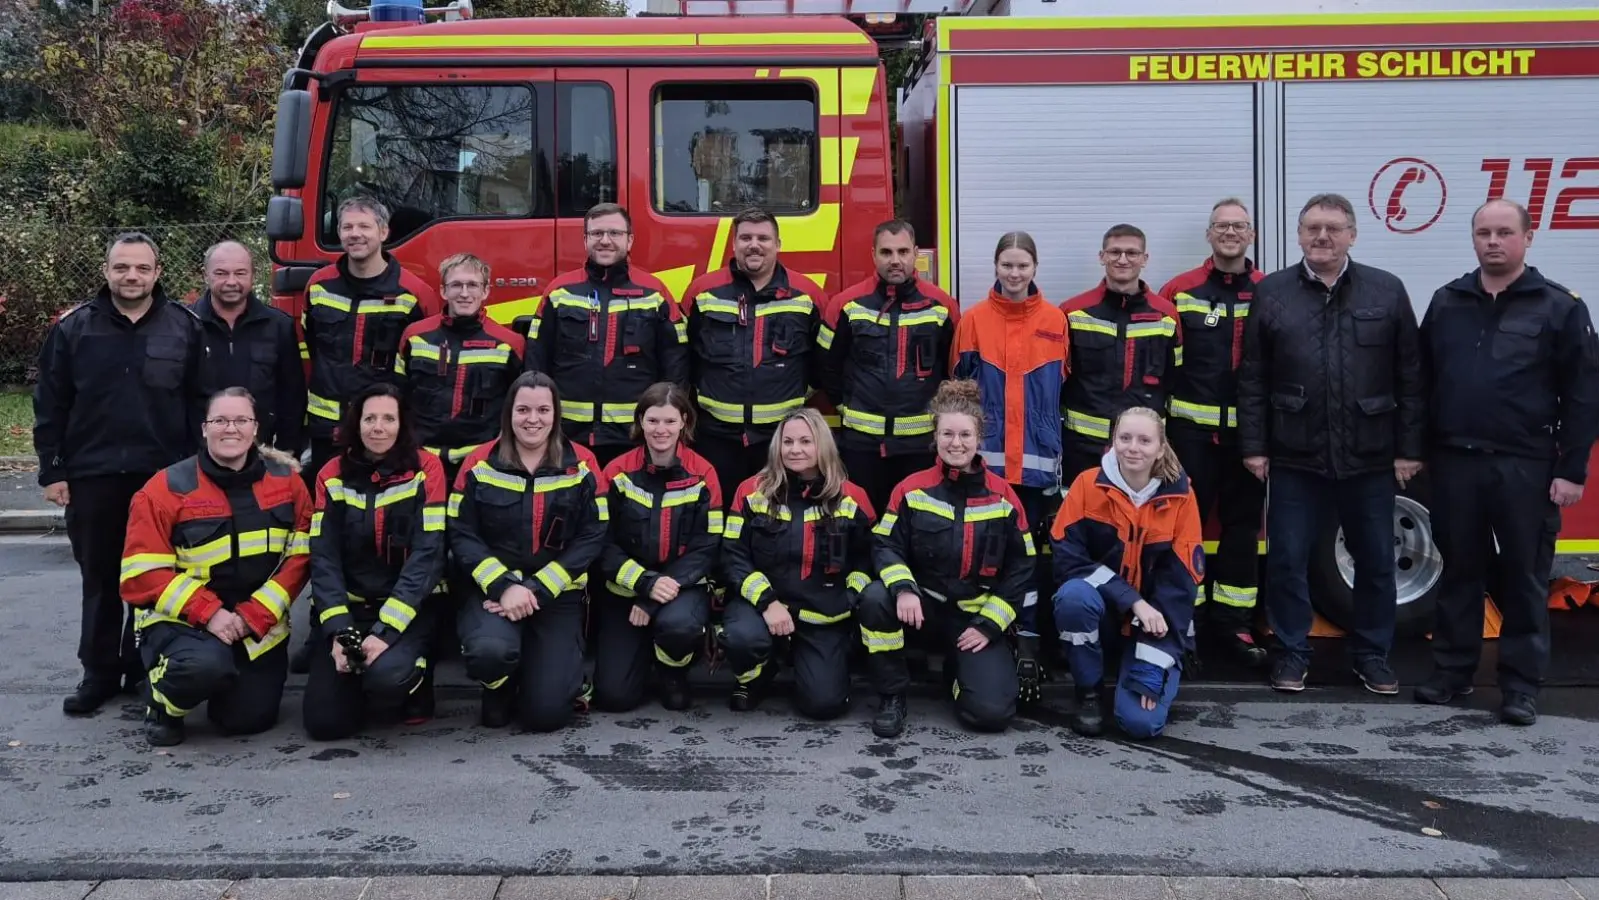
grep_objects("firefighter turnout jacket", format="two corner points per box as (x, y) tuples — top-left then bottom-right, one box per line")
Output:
(1060, 281), (1182, 445)
(193, 291), (307, 454)
(1049, 457), (1203, 676)
(871, 460), (1037, 645)
(299, 254), (440, 440)
(309, 449), (448, 644)
(682, 261), (826, 445)
(722, 475), (876, 625)
(526, 261), (689, 449)
(1159, 260), (1262, 433)
(34, 285), (205, 486)
(120, 448), (313, 661)
(397, 312), (526, 468)
(448, 440), (610, 604)
(822, 275), (959, 456)
(599, 445), (724, 614)
(1422, 266), (1599, 483)
(951, 283), (1070, 489)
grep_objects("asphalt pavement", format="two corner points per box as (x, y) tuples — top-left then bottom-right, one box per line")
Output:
(4, 535), (1599, 883)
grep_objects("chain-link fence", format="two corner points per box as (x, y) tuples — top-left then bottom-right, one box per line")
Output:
(0, 220), (268, 385)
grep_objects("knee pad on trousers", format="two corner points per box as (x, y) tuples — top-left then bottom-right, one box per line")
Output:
(794, 696), (850, 722)
(210, 702), (280, 737)
(1115, 707), (1167, 740)
(653, 621), (705, 662)
(460, 637), (519, 685)
(955, 695), (1014, 733)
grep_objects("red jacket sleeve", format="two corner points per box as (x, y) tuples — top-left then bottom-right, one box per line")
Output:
(234, 475), (316, 639)
(120, 473), (225, 628)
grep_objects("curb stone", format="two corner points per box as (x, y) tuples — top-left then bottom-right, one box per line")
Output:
(0, 509), (64, 534)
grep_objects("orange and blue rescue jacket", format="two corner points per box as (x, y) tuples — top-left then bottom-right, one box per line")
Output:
(951, 283), (1070, 489)
(1049, 459), (1204, 673)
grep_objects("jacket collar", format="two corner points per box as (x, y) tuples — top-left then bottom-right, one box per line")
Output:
(91, 283), (177, 321)
(1093, 278), (1154, 307)
(200, 445), (265, 489)
(586, 258), (632, 287)
(442, 309), (486, 331)
(938, 456), (989, 494)
(728, 259), (795, 299)
(337, 250), (398, 286)
(1204, 256), (1256, 286)
(193, 290), (270, 328)
(1448, 265), (1547, 300)
(985, 281), (1044, 318)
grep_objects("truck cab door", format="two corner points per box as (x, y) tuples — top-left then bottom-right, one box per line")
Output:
(552, 68), (627, 280)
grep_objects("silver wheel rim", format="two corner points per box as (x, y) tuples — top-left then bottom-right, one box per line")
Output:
(1333, 496), (1444, 607)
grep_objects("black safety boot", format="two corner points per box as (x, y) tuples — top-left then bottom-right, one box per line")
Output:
(144, 706), (185, 747)
(1069, 687), (1104, 737)
(1500, 691), (1537, 726)
(480, 685), (514, 728)
(1413, 671), (1474, 706)
(658, 667), (691, 712)
(1220, 631), (1269, 668)
(63, 678), (120, 716)
(402, 666), (435, 725)
(871, 693), (907, 738)
(730, 667), (772, 712)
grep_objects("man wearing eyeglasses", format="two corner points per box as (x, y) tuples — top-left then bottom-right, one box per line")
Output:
(1158, 200), (1268, 671)
(1238, 192), (1425, 697)
(1059, 224), (1183, 480)
(524, 203), (689, 467)
(33, 232), (207, 716)
(397, 253), (526, 485)
(193, 241), (306, 457)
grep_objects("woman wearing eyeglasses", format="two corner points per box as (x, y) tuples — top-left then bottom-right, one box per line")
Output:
(303, 382), (448, 740)
(120, 387), (314, 747)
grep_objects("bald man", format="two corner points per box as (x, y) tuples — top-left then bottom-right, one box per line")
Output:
(193, 241), (306, 453)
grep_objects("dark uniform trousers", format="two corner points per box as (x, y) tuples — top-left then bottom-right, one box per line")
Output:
(302, 609), (435, 741)
(840, 448), (934, 517)
(1012, 483), (1058, 654)
(720, 599), (853, 720)
(592, 586), (712, 711)
(1431, 450), (1559, 696)
(1061, 435), (1107, 489)
(694, 434), (772, 503)
(67, 473), (149, 687)
(1169, 424), (1265, 633)
(457, 587), (587, 731)
(139, 621), (288, 735)
(856, 582), (1017, 732)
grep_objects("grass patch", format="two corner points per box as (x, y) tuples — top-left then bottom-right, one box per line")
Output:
(0, 390), (33, 457)
(0, 123), (93, 158)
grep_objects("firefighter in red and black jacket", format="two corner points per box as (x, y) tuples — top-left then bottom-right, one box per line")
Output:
(524, 204), (688, 468)
(682, 208), (827, 494)
(397, 253), (527, 485)
(820, 220), (960, 513)
(297, 197), (441, 486)
(595, 383), (723, 713)
(120, 388), (313, 747)
(305, 383), (448, 740)
(449, 372), (610, 731)
(1060, 224), (1183, 479)
(1157, 199), (1268, 669)
(719, 409), (876, 719)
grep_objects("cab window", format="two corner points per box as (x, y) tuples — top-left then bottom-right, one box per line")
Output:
(651, 81), (818, 216)
(558, 82), (618, 218)
(320, 84), (549, 246)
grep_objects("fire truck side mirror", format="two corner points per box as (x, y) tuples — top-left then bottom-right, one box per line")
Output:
(272, 89), (313, 191)
(266, 196), (305, 243)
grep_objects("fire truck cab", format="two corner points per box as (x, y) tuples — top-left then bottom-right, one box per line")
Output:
(264, 0), (898, 330)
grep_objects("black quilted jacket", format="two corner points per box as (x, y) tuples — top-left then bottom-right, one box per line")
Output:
(1237, 259), (1426, 479)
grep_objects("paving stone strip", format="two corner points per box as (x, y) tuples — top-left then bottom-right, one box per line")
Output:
(4, 875), (1596, 900)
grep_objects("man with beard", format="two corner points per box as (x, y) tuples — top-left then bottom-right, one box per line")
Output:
(1158, 199), (1268, 670)
(34, 232), (206, 715)
(193, 241), (305, 455)
(1416, 198), (1599, 725)
(682, 207), (826, 492)
(819, 219), (958, 513)
(525, 203), (688, 468)
(1238, 192), (1425, 697)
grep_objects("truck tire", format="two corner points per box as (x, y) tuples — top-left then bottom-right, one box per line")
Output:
(1308, 472), (1442, 639)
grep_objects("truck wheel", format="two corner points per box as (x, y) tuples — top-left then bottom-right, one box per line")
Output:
(1308, 473), (1442, 639)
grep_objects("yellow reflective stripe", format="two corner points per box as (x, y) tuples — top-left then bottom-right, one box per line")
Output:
(797, 608), (850, 625)
(860, 626), (905, 653)
(846, 571), (869, 593)
(816, 324), (835, 350)
(308, 285), (351, 312)
(1066, 311), (1118, 336)
(473, 558), (511, 592)
(872, 512), (899, 537)
(1126, 319), (1175, 339)
(408, 340), (442, 361)
(175, 536), (231, 569)
(662, 484), (702, 507)
(310, 511), (324, 537)
(1214, 583), (1258, 608)
(595, 495), (610, 521)
(473, 464), (528, 493)
(897, 308), (948, 328)
(880, 563), (914, 585)
(375, 480), (420, 507)
(606, 580), (637, 598)
(1169, 399), (1222, 427)
(155, 573), (206, 620)
(379, 597), (417, 632)
(447, 493), (464, 517)
(964, 501), (1012, 523)
(307, 392), (340, 421)
(250, 579), (293, 620)
(618, 559), (648, 590)
(696, 395), (745, 422)
(612, 474), (655, 508)
(1022, 532), (1037, 556)
(319, 604), (350, 624)
(741, 572), (772, 605)
(535, 562), (573, 596)
(706, 509), (725, 535)
(534, 472), (584, 493)
(754, 299), (814, 317)
(695, 296), (741, 316)
(905, 491), (955, 520)
(656, 644), (694, 667)
(839, 406), (885, 435)
(723, 513), (744, 539)
(674, 319), (688, 342)
(120, 553), (176, 582)
(422, 505), (446, 532)
(458, 347), (512, 365)
(1172, 346), (1185, 366)
(1065, 409), (1111, 439)
(958, 593), (1017, 631)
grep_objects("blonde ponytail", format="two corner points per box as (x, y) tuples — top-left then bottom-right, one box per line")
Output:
(1115, 407), (1183, 483)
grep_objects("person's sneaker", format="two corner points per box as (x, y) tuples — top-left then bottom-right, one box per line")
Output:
(1500, 691), (1537, 726)
(143, 706), (185, 747)
(871, 693), (907, 738)
(480, 685), (514, 728)
(1353, 657), (1400, 696)
(62, 678), (120, 716)
(658, 668), (691, 712)
(1069, 688), (1104, 737)
(1413, 672), (1474, 705)
(1270, 656), (1308, 692)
